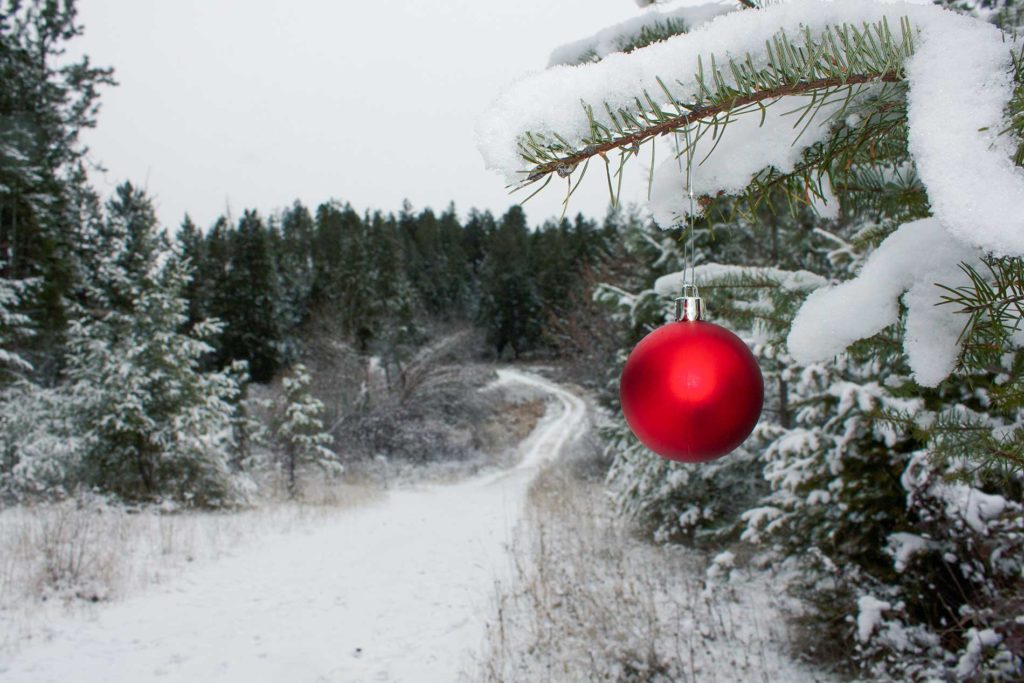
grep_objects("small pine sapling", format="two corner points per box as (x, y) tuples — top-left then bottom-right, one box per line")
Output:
(273, 364), (340, 499)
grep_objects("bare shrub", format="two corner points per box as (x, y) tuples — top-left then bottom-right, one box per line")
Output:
(16, 494), (125, 602)
(335, 330), (498, 465)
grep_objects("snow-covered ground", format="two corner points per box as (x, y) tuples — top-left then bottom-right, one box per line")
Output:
(0, 369), (587, 683)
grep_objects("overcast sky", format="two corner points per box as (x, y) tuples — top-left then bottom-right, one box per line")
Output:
(72, 0), (652, 230)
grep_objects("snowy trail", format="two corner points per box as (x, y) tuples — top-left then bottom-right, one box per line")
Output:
(1, 368), (588, 683)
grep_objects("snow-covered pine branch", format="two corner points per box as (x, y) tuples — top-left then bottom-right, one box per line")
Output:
(479, 0), (1024, 386)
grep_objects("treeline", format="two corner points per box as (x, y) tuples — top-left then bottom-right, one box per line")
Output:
(174, 201), (615, 384)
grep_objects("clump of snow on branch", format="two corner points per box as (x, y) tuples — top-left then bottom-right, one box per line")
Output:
(787, 218), (981, 387)
(654, 262), (827, 297)
(905, 7), (1024, 255)
(857, 595), (892, 644)
(548, 1), (734, 67)
(886, 531), (929, 572)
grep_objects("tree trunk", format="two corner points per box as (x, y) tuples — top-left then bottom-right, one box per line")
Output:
(778, 376), (792, 430)
(286, 444), (297, 499)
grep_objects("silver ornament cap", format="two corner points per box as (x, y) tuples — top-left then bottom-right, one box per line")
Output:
(674, 283), (705, 322)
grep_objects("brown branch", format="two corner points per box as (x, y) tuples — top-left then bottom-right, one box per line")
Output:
(525, 70), (903, 183)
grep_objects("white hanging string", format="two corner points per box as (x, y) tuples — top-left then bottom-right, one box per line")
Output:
(671, 123), (698, 291)
(683, 123), (696, 289)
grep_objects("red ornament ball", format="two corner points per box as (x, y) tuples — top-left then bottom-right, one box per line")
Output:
(620, 320), (764, 463)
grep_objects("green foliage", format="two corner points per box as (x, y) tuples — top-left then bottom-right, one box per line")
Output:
(477, 207), (541, 357)
(0, 0), (113, 377)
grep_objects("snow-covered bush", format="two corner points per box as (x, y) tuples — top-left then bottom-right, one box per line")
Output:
(0, 382), (80, 502)
(67, 298), (244, 508)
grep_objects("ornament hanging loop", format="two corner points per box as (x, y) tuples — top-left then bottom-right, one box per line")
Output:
(675, 284), (705, 322)
(674, 122), (703, 323)
(683, 122), (697, 290)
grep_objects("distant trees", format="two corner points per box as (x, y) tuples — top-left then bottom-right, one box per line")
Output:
(175, 199), (614, 374)
(478, 206), (541, 357)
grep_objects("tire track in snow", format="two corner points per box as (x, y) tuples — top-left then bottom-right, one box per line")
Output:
(0, 368), (587, 683)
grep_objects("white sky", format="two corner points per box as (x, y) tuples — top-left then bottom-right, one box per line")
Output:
(73, 0), (651, 230)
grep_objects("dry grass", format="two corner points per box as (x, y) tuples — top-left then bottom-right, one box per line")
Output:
(0, 482), (382, 658)
(474, 458), (836, 683)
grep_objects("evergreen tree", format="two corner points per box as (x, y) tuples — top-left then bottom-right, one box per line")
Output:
(436, 203), (472, 318)
(217, 210), (285, 382)
(0, 0), (113, 377)
(277, 201), (315, 335)
(273, 363), (338, 499)
(68, 184), (245, 506)
(366, 211), (423, 384)
(311, 201), (378, 351)
(177, 214), (206, 331)
(481, 0), (1024, 678)
(477, 206), (541, 357)
(461, 208), (494, 275)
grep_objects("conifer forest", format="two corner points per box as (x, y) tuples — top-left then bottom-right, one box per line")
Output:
(2, 1), (1024, 681)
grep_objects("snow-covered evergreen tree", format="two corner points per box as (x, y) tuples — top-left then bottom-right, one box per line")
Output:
(480, 0), (1024, 677)
(0, 0), (113, 376)
(68, 183), (246, 507)
(478, 206), (542, 357)
(273, 363), (339, 498)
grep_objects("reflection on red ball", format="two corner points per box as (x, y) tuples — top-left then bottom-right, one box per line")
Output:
(620, 320), (764, 463)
